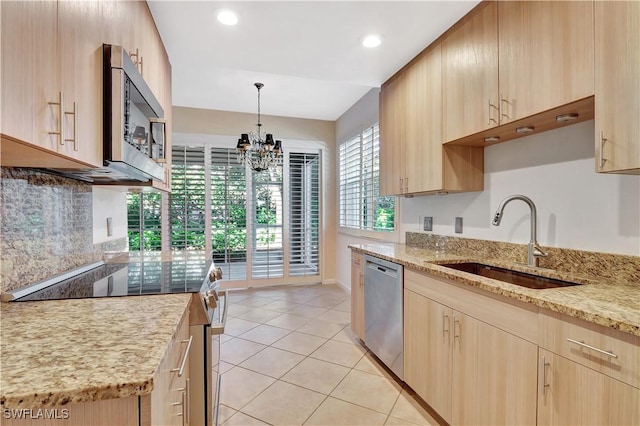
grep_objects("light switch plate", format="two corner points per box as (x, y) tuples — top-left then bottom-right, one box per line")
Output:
(455, 217), (463, 234)
(424, 216), (433, 231)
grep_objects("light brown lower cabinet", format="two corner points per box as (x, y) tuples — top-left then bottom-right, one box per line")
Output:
(403, 267), (640, 426)
(350, 251), (365, 341)
(141, 306), (192, 426)
(537, 349), (640, 425)
(3, 306), (194, 426)
(404, 287), (538, 425)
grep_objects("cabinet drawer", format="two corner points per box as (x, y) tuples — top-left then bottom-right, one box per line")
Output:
(539, 310), (640, 388)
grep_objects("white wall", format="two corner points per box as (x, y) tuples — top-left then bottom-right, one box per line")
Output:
(92, 186), (128, 244)
(335, 91), (640, 289)
(400, 120), (640, 256)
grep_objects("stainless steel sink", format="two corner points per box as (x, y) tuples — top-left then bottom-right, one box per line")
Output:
(438, 262), (582, 289)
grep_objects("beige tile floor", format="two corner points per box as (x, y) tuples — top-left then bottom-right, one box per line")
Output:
(219, 283), (442, 426)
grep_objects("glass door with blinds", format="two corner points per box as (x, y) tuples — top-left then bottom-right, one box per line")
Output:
(289, 153), (320, 276)
(210, 148), (248, 280)
(167, 144), (321, 285)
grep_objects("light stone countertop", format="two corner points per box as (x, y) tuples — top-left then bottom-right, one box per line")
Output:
(351, 243), (640, 337)
(0, 293), (192, 409)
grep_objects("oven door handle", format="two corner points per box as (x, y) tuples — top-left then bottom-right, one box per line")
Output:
(214, 374), (222, 426)
(210, 289), (228, 335)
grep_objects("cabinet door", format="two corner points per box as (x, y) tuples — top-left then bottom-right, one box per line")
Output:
(58, 0), (105, 167)
(405, 45), (443, 193)
(452, 312), (538, 426)
(137, 2), (164, 100)
(442, 1), (498, 143)
(594, 1), (640, 173)
(538, 349), (640, 425)
(378, 73), (406, 196)
(404, 290), (452, 422)
(498, 1), (594, 123)
(1, 1), (58, 151)
(350, 252), (365, 340)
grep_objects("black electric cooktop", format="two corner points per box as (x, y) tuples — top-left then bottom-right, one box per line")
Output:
(15, 259), (212, 301)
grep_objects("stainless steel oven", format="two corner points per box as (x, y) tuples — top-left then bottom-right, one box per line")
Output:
(190, 264), (227, 426)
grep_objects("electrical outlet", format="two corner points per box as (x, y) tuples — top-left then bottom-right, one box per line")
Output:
(424, 216), (433, 231)
(455, 217), (463, 234)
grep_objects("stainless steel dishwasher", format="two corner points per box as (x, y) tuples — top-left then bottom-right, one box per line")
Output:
(364, 255), (404, 379)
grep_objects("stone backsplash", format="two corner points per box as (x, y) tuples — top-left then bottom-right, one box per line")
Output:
(0, 168), (126, 293)
(406, 232), (640, 286)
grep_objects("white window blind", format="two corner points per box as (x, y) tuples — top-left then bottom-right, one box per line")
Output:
(339, 124), (395, 231)
(289, 153), (320, 276)
(170, 146), (207, 250)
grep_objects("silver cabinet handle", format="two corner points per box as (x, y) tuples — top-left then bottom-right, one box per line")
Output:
(130, 48), (143, 74)
(599, 131), (608, 170)
(399, 177), (403, 193)
(453, 315), (460, 339)
(48, 91), (65, 145)
(171, 335), (193, 376)
(539, 355), (549, 395)
(500, 94), (509, 122)
(64, 101), (78, 151)
(171, 390), (187, 426)
(443, 313), (450, 336)
(488, 99), (498, 125)
(405, 177), (408, 193)
(566, 338), (617, 358)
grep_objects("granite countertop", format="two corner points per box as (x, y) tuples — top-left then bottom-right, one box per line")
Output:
(350, 243), (640, 337)
(0, 293), (192, 409)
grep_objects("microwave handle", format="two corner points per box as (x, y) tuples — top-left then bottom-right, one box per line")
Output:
(149, 118), (167, 163)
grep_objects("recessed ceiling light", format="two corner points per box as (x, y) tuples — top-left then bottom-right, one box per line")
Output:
(217, 9), (238, 26)
(556, 113), (579, 123)
(515, 125), (535, 134)
(362, 35), (382, 48)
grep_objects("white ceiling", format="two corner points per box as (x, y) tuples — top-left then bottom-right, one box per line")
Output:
(148, 1), (480, 121)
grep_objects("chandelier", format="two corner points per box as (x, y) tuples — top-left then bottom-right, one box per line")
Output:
(236, 82), (283, 172)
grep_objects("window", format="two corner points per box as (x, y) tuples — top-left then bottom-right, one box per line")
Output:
(339, 124), (395, 231)
(127, 192), (162, 251)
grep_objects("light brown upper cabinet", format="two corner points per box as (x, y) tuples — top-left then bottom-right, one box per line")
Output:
(1, 1), (62, 161)
(379, 71), (406, 196)
(57, 1), (112, 166)
(404, 46), (442, 194)
(498, 1), (594, 124)
(442, 1), (499, 143)
(442, 1), (595, 145)
(1, 1), (110, 167)
(380, 45), (483, 196)
(594, 1), (640, 174)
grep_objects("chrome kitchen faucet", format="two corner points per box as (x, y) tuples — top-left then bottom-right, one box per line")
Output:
(492, 194), (548, 268)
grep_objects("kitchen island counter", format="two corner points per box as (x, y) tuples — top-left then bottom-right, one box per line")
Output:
(351, 243), (640, 337)
(0, 293), (192, 409)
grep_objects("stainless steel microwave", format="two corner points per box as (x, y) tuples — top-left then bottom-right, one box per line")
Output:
(102, 44), (166, 182)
